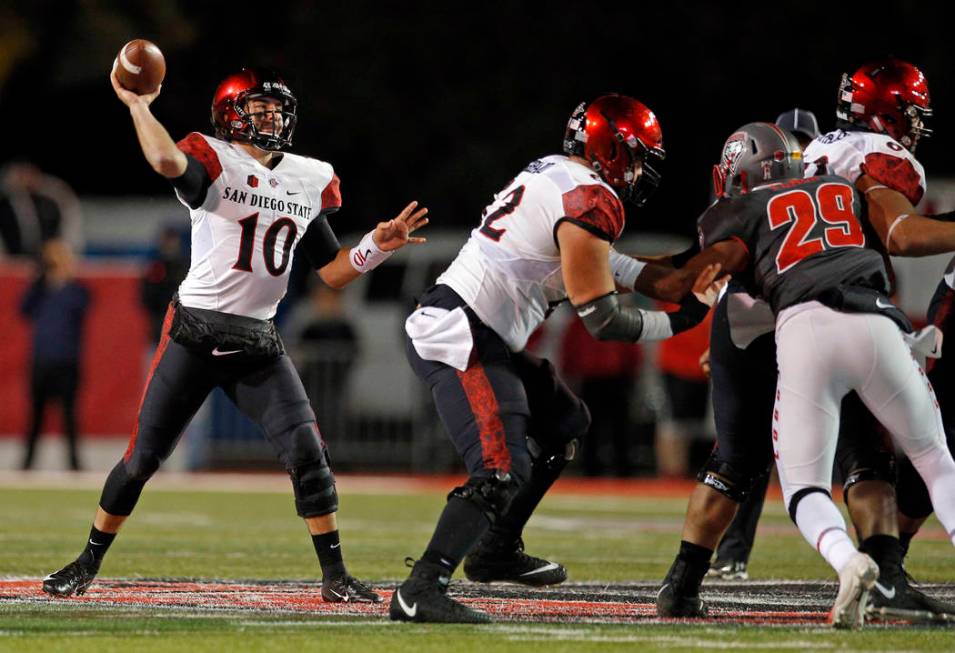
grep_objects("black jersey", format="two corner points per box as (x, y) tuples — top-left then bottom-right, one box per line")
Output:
(698, 175), (889, 313)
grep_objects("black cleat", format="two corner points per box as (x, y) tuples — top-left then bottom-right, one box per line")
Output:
(868, 576), (955, 617)
(656, 582), (708, 617)
(390, 560), (491, 623)
(42, 557), (99, 597)
(656, 553), (710, 618)
(463, 537), (566, 587)
(321, 575), (383, 603)
(706, 559), (749, 580)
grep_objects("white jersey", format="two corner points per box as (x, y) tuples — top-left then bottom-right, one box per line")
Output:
(174, 133), (341, 320)
(804, 129), (926, 205)
(437, 155), (625, 351)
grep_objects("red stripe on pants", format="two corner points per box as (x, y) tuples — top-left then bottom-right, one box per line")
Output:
(124, 304), (176, 462)
(457, 361), (511, 474)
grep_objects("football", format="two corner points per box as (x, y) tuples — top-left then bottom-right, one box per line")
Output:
(114, 39), (166, 95)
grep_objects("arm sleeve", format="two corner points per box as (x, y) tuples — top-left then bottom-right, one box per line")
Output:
(698, 200), (735, 247)
(861, 153), (925, 205)
(558, 184), (626, 243)
(297, 215), (342, 270)
(320, 174), (342, 215)
(169, 155), (212, 210)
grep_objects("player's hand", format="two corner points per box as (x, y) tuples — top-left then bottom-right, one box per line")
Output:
(699, 348), (711, 378)
(110, 59), (161, 108)
(372, 201), (429, 251)
(691, 263), (728, 307)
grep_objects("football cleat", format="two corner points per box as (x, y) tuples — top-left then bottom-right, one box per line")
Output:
(706, 559), (749, 581)
(42, 557), (99, 597)
(463, 537), (567, 587)
(321, 575), (383, 603)
(830, 552), (879, 629)
(656, 582), (708, 618)
(390, 559), (490, 624)
(867, 575), (955, 617)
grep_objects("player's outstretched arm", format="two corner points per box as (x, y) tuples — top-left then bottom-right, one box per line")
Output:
(318, 201), (428, 289)
(622, 241), (747, 303)
(110, 62), (186, 179)
(857, 174), (955, 256)
(559, 222), (721, 342)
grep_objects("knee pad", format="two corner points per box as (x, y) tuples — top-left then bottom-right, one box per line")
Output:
(289, 459), (337, 517)
(787, 486), (832, 523)
(448, 472), (522, 524)
(896, 456), (934, 520)
(696, 453), (769, 503)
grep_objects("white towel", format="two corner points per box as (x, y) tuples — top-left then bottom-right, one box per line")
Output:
(903, 324), (943, 370)
(405, 306), (473, 371)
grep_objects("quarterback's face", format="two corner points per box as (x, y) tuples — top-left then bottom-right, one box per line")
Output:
(247, 97), (284, 136)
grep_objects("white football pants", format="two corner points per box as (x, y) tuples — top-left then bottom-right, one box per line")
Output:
(773, 302), (955, 571)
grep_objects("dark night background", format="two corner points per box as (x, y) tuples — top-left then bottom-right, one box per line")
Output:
(0, 0), (951, 240)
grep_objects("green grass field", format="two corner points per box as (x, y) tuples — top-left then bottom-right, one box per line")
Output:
(1, 478), (954, 651)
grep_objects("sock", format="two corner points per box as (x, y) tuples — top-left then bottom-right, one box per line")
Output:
(81, 526), (116, 567)
(312, 531), (346, 580)
(859, 534), (903, 583)
(663, 540), (712, 595)
(899, 531), (916, 560)
(793, 492), (856, 573)
(421, 496), (491, 574)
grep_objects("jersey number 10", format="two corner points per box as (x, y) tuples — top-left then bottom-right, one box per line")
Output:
(767, 183), (865, 274)
(233, 213), (298, 276)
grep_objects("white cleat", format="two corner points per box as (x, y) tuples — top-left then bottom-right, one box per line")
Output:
(830, 552), (879, 629)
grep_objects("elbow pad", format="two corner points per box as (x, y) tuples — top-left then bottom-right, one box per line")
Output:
(575, 292), (646, 342)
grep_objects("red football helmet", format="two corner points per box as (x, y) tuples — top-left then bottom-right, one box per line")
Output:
(563, 94), (665, 206)
(836, 58), (932, 152)
(211, 68), (298, 151)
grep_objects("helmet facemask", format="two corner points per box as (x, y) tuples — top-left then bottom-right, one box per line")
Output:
(230, 92), (298, 151)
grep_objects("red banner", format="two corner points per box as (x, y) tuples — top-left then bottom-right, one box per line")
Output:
(0, 262), (150, 437)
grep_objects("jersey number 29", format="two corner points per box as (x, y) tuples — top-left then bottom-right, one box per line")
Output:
(767, 183), (865, 274)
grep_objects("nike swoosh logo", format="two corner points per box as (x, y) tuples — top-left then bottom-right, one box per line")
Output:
(577, 306), (597, 317)
(89, 538), (104, 546)
(287, 191), (300, 196)
(874, 581), (896, 599)
(875, 298), (894, 310)
(330, 543), (341, 549)
(395, 589), (417, 617)
(211, 348), (242, 356)
(520, 562), (560, 577)
(326, 588), (348, 602)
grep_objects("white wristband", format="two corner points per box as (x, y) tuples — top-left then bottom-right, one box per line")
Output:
(886, 214), (910, 250)
(349, 230), (392, 273)
(609, 249), (647, 290)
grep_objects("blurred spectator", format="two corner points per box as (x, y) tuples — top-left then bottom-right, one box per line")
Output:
(140, 225), (189, 344)
(284, 282), (360, 439)
(655, 304), (713, 478)
(560, 317), (643, 476)
(0, 162), (82, 257)
(20, 239), (90, 470)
